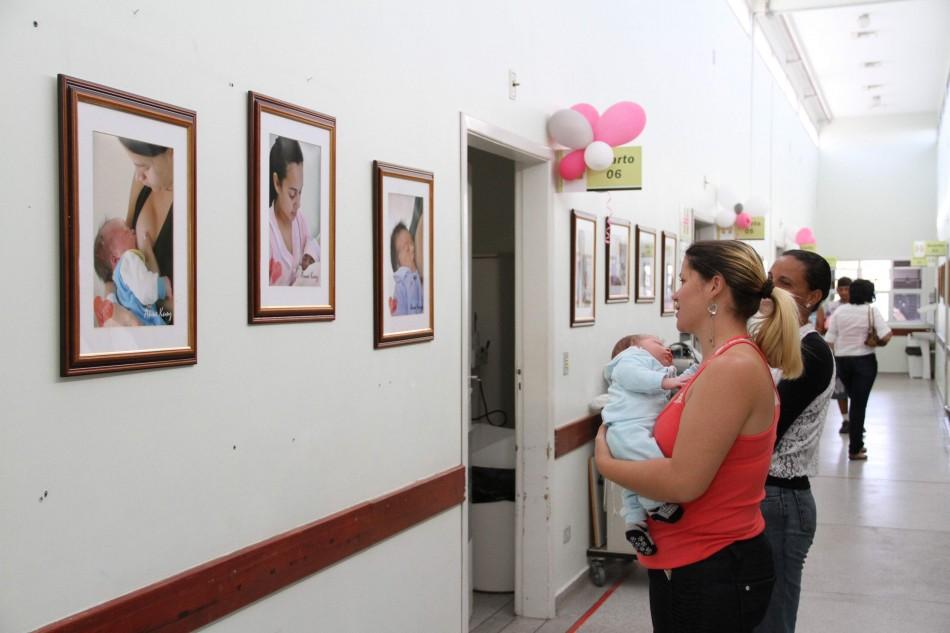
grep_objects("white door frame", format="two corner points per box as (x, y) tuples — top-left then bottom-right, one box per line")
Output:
(460, 113), (556, 626)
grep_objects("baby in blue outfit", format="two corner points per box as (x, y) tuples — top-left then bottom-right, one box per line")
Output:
(390, 222), (423, 316)
(602, 335), (696, 555)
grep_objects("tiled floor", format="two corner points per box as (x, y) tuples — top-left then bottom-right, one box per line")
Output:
(472, 374), (950, 632)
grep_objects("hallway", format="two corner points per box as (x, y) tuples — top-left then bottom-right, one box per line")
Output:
(471, 374), (950, 632)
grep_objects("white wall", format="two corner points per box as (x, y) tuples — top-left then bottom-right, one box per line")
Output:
(0, 1), (820, 630)
(816, 114), (938, 260)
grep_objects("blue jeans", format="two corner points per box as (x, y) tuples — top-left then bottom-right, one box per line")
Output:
(754, 486), (817, 633)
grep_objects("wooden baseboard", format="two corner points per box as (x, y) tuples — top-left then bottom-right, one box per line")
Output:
(36, 465), (465, 633)
(554, 413), (601, 459)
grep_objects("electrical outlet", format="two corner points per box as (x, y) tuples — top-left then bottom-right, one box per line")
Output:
(562, 352), (570, 376)
(563, 525), (571, 544)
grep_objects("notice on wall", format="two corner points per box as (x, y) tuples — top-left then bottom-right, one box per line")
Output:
(557, 147), (643, 193)
(912, 240), (946, 266)
(715, 216), (765, 241)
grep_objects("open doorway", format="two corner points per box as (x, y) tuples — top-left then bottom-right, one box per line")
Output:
(461, 115), (554, 629)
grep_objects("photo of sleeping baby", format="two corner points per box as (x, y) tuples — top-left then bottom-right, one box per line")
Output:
(387, 193), (425, 316)
(92, 132), (174, 327)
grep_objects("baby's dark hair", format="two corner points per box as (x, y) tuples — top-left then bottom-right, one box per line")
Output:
(390, 222), (410, 272)
(611, 334), (655, 359)
(93, 220), (119, 282)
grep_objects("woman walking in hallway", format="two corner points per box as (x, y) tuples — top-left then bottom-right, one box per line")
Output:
(825, 279), (892, 460)
(755, 250), (836, 633)
(595, 240), (803, 632)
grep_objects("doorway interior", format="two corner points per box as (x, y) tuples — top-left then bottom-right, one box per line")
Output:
(461, 115), (554, 629)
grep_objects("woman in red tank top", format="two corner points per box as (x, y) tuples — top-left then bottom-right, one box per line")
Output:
(595, 240), (804, 632)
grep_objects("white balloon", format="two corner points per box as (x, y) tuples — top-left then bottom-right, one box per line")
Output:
(715, 206), (736, 229)
(717, 186), (740, 213)
(547, 109), (594, 150)
(584, 141), (615, 171)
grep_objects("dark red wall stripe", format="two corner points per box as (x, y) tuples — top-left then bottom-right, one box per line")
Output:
(35, 465), (465, 633)
(554, 414), (601, 459)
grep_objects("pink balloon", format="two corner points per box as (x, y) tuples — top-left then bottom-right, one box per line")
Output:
(594, 101), (646, 146)
(571, 103), (600, 129)
(735, 212), (753, 230)
(795, 227), (816, 245)
(559, 149), (587, 181)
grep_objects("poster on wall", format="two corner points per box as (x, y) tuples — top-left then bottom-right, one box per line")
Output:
(635, 225), (656, 303)
(661, 231), (677, 316)
(373, 161), (434, 348)
(571, 210), (597, 326)
(58, 75), (196, 376)
(605, 217), (630, 303)
(555, 147), (643, 193)
(248, 92), (336, 323)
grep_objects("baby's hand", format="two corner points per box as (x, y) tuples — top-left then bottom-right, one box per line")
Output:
(661, 375), (690, 391)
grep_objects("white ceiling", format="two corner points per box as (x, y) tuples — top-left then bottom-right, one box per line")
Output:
(780, 0), (950, 120)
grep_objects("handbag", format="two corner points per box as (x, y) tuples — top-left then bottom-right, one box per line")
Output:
(864, 306), (886, 347)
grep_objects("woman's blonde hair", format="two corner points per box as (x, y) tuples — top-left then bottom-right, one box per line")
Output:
(684, 240), (802, 379)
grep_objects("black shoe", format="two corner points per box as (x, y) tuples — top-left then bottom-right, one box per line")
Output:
(625, 524), (657, 556)
(839, 421), (850, 434)
(649, 503), (684, 523)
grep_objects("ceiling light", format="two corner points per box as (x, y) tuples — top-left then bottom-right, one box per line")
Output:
(858, 13), (870, 28)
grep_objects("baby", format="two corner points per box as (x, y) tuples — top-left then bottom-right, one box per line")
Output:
(93, 218), (172, 326)
(389, 222), (423, 316)
(602, 334), (696, 555)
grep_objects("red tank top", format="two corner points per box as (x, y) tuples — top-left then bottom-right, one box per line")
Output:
(638, 336), (779, 569)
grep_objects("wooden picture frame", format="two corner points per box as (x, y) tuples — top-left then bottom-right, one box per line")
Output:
(373, 161), (434, 348)
(635, 225), (656, 303)
(661, 231), (678, 316)
(571, 210), (597, 326)
(248, 92), (336, 323)
(605, 217), (631, 303)
(58, 75), (196, 376)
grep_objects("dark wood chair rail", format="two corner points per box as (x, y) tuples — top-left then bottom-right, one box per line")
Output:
(35, 465), (465, 633)
(554, 413), (602, 459)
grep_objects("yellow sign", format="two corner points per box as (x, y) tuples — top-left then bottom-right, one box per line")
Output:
(586, 147), (642, 191)
(735, 216), (766, 240)
(911, 257), (929, 267)
(800, 243), (817, 253)
(912, 240), (947, 258)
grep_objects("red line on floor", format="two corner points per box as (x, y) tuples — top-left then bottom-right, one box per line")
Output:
(565, 570), (629, 632)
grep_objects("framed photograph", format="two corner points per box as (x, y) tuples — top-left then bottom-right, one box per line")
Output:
(58, 75), (196, 376)
(661, 231), (678, 316)
(571, 210), (597, 326)
(635, 225), (656, 303)
(373, 161), (434, 348)
(248, 92), (335, 323)
(605, 217), (630, 303)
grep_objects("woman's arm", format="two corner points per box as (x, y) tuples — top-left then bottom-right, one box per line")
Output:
(873, 306), (893, 345)
(595, 351), (765, 503)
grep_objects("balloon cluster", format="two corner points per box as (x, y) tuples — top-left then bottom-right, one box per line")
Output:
(794, 227), (816, 247)
(711, 192), (768, 232)
(547, 102), (647, 180)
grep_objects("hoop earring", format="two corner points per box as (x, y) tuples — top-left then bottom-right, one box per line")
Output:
(707, 303), (718, 316)
(707, 303), (717, 346)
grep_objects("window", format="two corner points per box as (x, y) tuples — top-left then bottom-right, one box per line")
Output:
(830, 259), (924, 323)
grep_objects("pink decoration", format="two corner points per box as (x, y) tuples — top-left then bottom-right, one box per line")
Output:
(735, 212), (753, 230)
(594, 101), (647, 146)
(559, 149), (587, 180)
(795, 227), (816, 245)
(571, 103), (600, 129)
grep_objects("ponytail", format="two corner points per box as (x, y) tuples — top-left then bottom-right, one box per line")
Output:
(751, 286), (803, 379)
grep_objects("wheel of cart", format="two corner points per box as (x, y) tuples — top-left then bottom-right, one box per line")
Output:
(586, 547), (636, 587)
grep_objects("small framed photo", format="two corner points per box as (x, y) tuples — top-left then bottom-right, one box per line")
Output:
(571, 210), (597, 326)
(605, 217), (631, 303)
(661, 231), (678, 316)
(58, 75), (196, 376)
(635, 225), (656, 303)
(248, 92), (335, 323)
(373, 161), (434, 348)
